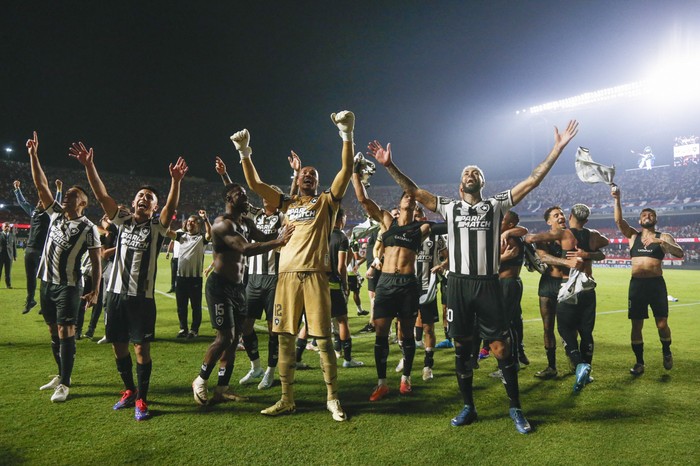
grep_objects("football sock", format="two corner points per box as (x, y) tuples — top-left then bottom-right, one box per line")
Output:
(498, 356), (521, 409)
(341, 338), (352, 362)
(401, 337), (416, 377)
(217, 360), (234, 387)
(424, 348), (435, 368)
(632, 342), (644, 365)
(59, 336), (75, 387)
(242, 332), (260, 364)
(51, 334), (61, 374)
(295, 338), (307, 363)
(136, 360), (152, 402)
(116, 354), (136, 391)
(546, 347), (557, 369)
(374, 335), (390, 379)
(278, 334), (296, 404)
(455, 344), (474, 406)
(268, 333), (279, 368)
(333, 332), (341, 353)
(316, 338), (339, 400)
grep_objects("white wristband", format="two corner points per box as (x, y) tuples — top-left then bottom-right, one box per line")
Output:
(238, 147), (252, 161)
(339, 131), (353, 142)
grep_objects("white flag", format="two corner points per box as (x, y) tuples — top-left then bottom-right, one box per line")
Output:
(575, 147), (615, 185)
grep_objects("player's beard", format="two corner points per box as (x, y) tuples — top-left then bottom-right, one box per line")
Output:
(641, 220), (656, 228)
(461, 181), (480, 195)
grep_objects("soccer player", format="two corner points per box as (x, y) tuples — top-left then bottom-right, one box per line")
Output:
(352, 166), (431, 400)
(70, 141), (187, 420)
(167, 210), (212, 339)
(13, 179), (62, 314)
(525, 206), (590, 389)
(413, 206), (446, 381)
(27, 132), (102, 403)
(191, 182), (293, 406)
(526, 206), (581, 379)
(559, 203), (609, 391)
(346, 237), (367, 316)
(498, 211), (530, 368)
(215, 155), (287, 390)
(366, 119), (578, 433)
(612, 185), (684, 375)
(329, 208), (364, 368)
(233, 110), (354, 421)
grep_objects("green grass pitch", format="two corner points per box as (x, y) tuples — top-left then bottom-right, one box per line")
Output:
(1, 251), (699, 465)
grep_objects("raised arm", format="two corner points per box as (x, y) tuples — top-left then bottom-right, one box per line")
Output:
(524, 229), (565, 244)
(26, 132), (54, 209)
(351, 166), (390, 225)
(69, 142), (119, 219)
(55, 179), (63, 204)
(288, 151), (301, 196)
(215, 156), (233, 186)
(160, 157), (188, 229)
(13, 181), (33, 215)
(232, 129), (286, 207)
(510, 120), (579, 206)
(367, 140), (438, 212)
(199, 210), (212, 241)
(328, 111), (355, 200)
(611, 185), (637, 239)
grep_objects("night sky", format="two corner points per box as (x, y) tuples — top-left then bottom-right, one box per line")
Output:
(3, 1), (699, 187)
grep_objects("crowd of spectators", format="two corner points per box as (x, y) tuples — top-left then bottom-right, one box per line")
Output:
(3, 159), (700, 244)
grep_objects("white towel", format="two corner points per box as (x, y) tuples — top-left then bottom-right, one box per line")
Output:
(557, 269), (596, 304)
(575, 147), (615, 185)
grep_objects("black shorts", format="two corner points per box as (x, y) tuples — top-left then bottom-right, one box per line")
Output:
(628, 276), (669, 320)
(348, 275), (360, 293)
(105, 292), (157, 344)
(557, 289), (596, 334)
(500, 277), (523, 324)
(206, 272), (246, 331)
(538, 273), (562, 300)
(440, 276), (447, 306)
(367, 269), (381, 293)
(40, 281), (81, 326)
(418, 290), (439, 324)
(445, 273), (508, 342)
(246, 274), (277, 321)
(374, 273), (419, 321)
(330, 288), (348, 318)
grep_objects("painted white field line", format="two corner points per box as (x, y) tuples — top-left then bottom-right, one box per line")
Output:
(522, 301), (700, 323)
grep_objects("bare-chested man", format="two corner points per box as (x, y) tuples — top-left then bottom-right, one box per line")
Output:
(192, 183), (293, 406)
(612, 185), (683, 376)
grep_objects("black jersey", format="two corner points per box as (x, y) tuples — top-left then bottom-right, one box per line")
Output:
(27, 208), (51, 250)
(381, 219), (425, 252)
(630, 232), (665, 260)
(329, 228), (349, 284)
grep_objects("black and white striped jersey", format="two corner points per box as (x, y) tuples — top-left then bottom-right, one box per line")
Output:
(415, 233), (446, 290)
(175, 231), (209, 278)
(247, 210), (284, 276)
(107, 208), (168, 298)
(436, 191), (513, 277)
(38, 201), (101, 287)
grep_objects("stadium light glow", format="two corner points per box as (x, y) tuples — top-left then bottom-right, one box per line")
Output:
(4, 147), (12, 153)
(518, 48), (700, 115)
(519, 81), (649, 115)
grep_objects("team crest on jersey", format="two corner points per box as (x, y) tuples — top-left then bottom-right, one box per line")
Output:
(140, 227), (151, 239)
(425, 240), (434, 249)
(478, 203), (490, 213)
(68, 226), (80, 236)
